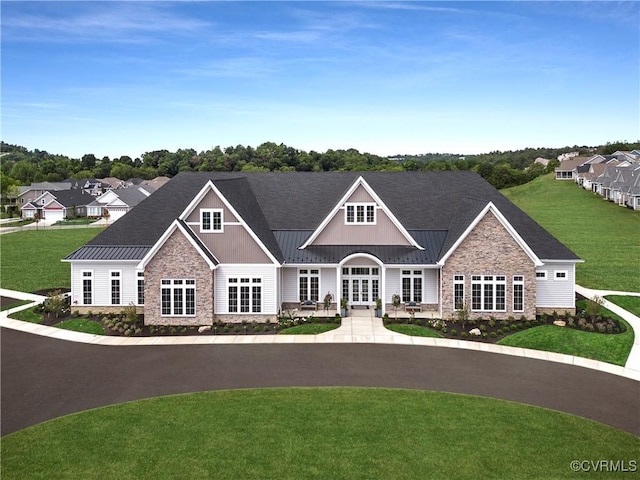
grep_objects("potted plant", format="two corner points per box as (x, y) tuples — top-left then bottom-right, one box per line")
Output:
(340, 297), (349, 317)
(374, 298), (382, 317)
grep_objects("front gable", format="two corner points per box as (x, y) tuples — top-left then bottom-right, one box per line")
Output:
(96, 190), (120, 205)
(179, 181), (279, 265)
(439, 202), (542, 267)
(138, 220), (218, 271)
(300, 176), (422, 249)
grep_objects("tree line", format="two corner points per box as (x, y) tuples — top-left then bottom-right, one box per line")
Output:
(2, 140), (638, 199)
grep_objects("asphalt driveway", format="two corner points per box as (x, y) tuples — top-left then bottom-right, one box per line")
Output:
(2, 328), (639, 436)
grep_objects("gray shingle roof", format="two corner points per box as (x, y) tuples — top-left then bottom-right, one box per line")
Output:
(69, 171), (579, 263)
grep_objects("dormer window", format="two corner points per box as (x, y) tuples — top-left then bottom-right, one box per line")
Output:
(345, 203), (376, 225)
(201, 208), (223, 233)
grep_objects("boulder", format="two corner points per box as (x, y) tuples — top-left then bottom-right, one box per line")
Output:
(198, 325), (212, 333)
(469, 328), (481, 336)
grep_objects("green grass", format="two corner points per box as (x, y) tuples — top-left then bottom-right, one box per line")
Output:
(606, 295), (640, 317)
(8, 306), (43, 323)
(501, 174), (640, 291)
(385, 323), (444, 337)
(498, 319), (634, 366)
(279, 323), (340, 334)
(0, 219), (35, 228)
(56, 318), (105, 335)
(0, 299), (32, 311)
(0, 228), (101, 292)
(52, 218), (97, 226)
(2, 388), (637, 480)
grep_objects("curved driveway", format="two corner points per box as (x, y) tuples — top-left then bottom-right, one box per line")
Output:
(2, 328), (638, 436)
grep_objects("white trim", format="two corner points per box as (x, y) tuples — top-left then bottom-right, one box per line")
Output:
(554, 270), (568, 281)
(344, 202), (376, 225)
(109, 269), (122, 305)
(536, 271), (548, 280)
(299, 176), (423, 250)
(438, 202), (543, 267)
(227, 276), (263, 314)
(81, 269), (93, 306)
(179, 180), (280, 265)
(160, 278), (197, 317)
(200, 208), (224, 233)
(512, 275), (524, 312)
(137, 220), (218, 270)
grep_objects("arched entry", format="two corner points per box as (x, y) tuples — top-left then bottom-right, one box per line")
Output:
(338, 254), (384, 308)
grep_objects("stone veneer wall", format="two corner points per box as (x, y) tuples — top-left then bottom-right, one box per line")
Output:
(144, 230), (214, 326)
(441, 212), (537, 320)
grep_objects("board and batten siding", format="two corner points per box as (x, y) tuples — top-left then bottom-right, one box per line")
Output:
(214, 264), (278, 314)
(535, 263), (576, 308)
(70, 262), (139, 307)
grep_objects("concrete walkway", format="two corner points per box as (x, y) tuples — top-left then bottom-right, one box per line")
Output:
(2, 286), (639, 381)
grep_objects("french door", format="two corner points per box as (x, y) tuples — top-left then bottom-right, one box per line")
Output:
(342, 267), (380, 307)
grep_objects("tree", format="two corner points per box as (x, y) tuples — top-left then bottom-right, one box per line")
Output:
(81, 154), (97, 170)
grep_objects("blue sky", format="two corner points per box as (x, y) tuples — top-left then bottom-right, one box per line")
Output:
(2, 1), (638, 159)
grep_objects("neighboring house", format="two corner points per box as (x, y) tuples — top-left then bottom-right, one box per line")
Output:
(21, 190), (94, 221)
(86, 186), (155, 221)
(98, 177), (126, 190)
(64, 172), (582, 325)
(554, 157), (589, 180)
(141, 176), (170, 191)
(66, 178), (111, 196)
(533, 157), (550, 167)
(16, 181), (72, 208)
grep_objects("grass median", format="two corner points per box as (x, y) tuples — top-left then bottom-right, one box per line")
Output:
(2, 388), (638, 480)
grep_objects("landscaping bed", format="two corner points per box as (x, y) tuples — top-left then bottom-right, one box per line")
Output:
(22, 299), (342, 337)
(382, 296), (628, 345)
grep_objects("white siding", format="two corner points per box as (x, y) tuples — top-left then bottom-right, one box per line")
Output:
(320, 268), (337, 301)
(282, 267), (298, 303)
(423, 269), (439, 304)
(70, 262), (139, 308)
(282, 267), (338, 303)
(385, 268), (401, 303)
(535, 263), (576, 308)
(214, 264), (278, 314)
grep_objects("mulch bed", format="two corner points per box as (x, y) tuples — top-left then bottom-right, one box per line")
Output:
(383, 313), (626, 344)
(39, 311), (340, 337)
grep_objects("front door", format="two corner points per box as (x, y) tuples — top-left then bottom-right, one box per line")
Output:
(342, 267), (380, 307)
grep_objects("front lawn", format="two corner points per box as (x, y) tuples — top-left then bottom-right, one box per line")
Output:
(7, 306), (43, 323)
(385, 324), (443, 338)
(279, 323), (340, 334)
(2, 388), (638, 480)
(501, 174), (640, 291)
(56, 318), (105, 335)
(0, 229), (101, 292)
(497, 318), (634, 366)
(606, 295), (640, 317)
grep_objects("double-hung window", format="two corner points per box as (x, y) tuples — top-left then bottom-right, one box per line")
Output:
(82, 270), (93, 305)
(201, 209), (223, 233)
(161, 279), (196, 316)
(137, 271), (145, 305)
(401, 270), (422, 303)
(471, 275), (506, 312)
(513, 276), (524, 312)
(299, 269), (319, 302)
(228, 277), (262, 313)
(345, 203), (376, 224)
(453, 275), (465, 310)
(110, 271), (121, 305)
